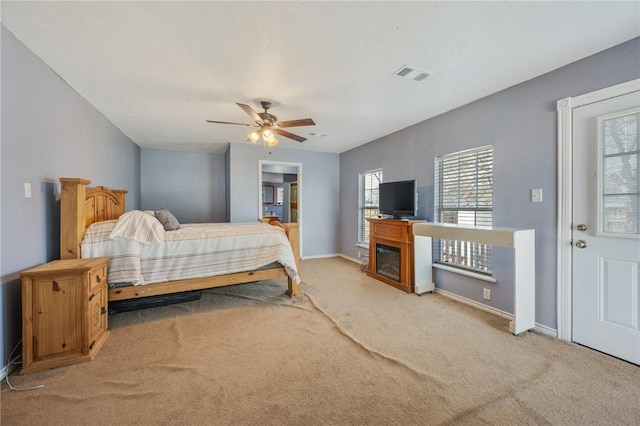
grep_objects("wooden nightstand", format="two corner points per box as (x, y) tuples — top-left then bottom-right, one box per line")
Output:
(21, 257), (110, 374)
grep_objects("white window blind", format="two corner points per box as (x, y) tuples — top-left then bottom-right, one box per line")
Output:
(358, 169), (383, 244)
(434, 145), (493, 274)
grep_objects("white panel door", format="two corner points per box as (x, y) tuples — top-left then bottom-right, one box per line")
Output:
(572, 91), (640, 365)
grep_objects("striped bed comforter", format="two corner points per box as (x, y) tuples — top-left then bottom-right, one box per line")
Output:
(81, 215), (300, 286)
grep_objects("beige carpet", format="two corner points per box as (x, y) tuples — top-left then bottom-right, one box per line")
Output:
(2, 257), (638, 425)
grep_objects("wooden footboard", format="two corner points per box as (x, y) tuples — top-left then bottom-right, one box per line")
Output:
(60, 178), (301, 299)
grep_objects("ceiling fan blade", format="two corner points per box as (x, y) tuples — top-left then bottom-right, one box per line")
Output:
(276, 118), (316, 128)
(236, 103), (263, 124)
(205, 120), (257, 127)
(273, 128), (307, 142)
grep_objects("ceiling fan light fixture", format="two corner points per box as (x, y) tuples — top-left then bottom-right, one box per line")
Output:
(248, 131), (260, 143)
(262, 130), (276, 144)
(267, 137), (278, 147)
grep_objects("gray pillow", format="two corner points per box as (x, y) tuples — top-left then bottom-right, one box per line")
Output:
(155, 208), (180, 231)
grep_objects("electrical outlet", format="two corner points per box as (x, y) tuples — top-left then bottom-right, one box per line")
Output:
(24, 182), (32, 199)
(483, 288), (491, 300)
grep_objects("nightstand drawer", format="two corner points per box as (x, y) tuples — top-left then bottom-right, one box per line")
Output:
(89, 264), (107, 291)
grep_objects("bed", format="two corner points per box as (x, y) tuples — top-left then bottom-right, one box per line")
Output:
(59, 177), (301, 302)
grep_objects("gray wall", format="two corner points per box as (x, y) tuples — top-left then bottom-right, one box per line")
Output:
(228, 143), (340, 258)
(340, 37), (640, 330)
(141, 149), (226, 223)
(0, 26), (141, 373)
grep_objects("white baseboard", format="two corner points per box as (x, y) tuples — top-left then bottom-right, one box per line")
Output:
(302, 253), (363, 264)
(434, 288), (557, 337)
(533, 322), (558, 337)
(301, 253), (340, 260)
(435, 288), (513, 320)
(337, 254), (360, 264)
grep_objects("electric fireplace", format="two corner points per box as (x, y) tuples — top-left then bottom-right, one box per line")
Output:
(366, 218), (425, 293)
(376, 243), (401, 281)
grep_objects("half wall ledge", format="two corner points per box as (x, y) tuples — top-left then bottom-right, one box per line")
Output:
(413, 222), (535, 336)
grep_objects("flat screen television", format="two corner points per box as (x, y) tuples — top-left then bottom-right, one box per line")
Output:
(379, 179), (417, 218)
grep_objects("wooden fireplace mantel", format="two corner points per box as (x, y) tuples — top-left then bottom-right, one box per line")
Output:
(366, 219), (425, 293)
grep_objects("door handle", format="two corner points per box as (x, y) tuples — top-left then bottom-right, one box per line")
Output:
(575, 240), (587, 249)
(576, 224), (587, 231)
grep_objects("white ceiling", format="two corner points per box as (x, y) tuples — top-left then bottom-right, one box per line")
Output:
(2, 1), (639, 154)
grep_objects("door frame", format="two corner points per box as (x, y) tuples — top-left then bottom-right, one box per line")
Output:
(258, 160), (303, 257)
(556, 78), (640, 341)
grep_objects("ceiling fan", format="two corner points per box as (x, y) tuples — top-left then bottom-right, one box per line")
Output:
(206, 101), (316, 146)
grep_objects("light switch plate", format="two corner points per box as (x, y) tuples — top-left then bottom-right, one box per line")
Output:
(24, 182), (32, 198)
(531, 188), (542, 203)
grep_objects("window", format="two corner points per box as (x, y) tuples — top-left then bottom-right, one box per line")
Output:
(600, 109), (639, 235)
(434, 145), (493, 274)
(276, 187), (284, 205)
(358, 169), (383, 244)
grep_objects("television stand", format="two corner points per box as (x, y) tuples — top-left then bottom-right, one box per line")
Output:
(366, 218), (425, 293)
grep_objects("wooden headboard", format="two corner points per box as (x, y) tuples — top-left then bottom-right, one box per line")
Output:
(60, 178), (127, 259)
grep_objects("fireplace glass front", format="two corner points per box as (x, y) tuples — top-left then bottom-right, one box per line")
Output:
(376, 243), (401, 282)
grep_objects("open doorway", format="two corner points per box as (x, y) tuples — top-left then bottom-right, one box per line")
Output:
(258, 160), (302, 254)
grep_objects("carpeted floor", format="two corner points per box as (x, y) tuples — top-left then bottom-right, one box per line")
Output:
(2, 257), (638, 425)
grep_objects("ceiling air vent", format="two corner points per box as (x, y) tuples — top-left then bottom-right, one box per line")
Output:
(392, 65), (431, 83)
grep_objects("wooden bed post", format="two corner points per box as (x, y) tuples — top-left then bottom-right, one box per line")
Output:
(287, 279), (301, 297)
(284, 223), (301, 296)
(60, 178), (91, 259)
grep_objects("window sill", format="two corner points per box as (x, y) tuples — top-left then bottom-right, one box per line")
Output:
(432, 263), (497, 283)
(355, 243), (369, 250)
